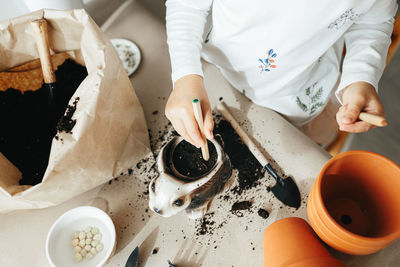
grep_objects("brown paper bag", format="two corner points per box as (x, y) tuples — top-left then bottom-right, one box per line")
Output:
(0, 9), (151, 213)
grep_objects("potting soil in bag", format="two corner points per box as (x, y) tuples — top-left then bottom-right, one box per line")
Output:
(0, 59), (87, 186)
(0, 9), (151, 213)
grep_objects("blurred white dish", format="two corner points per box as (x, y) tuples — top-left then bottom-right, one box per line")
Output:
(110, 38), (141, 76)
(46, 206), (116, 267)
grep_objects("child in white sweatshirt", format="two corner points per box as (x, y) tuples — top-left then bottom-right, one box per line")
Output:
(164, 0), (397, 146)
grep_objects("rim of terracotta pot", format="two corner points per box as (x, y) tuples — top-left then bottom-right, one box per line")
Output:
(311, 150), (400, 250)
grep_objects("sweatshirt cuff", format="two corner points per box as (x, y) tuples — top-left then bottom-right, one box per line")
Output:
(171, 65), (204, 85)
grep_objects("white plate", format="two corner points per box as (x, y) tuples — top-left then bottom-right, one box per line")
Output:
(46, 206), (116, 267)
(110, 38), (141, 76)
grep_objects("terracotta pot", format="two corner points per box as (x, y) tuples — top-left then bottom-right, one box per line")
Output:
(308, 150), (400, 255)
(263, 217), (345, 267)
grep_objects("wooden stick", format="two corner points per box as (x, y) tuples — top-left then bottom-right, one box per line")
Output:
(359, 112), (388, 127)
(217, 101), (269, 167)
(31, 18), (56, 84)
(192, 99), (210, 161)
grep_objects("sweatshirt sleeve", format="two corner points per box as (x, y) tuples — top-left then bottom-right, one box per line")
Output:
(166, 0), (213, 84)
(336, 0), (398, 103)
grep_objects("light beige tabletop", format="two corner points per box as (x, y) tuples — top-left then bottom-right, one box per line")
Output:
(0, 1), (399, 266)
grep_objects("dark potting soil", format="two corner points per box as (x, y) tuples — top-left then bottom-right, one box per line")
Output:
(231, 201), (253, 211)
(215, 119), (301, 209)
(0, 59), (87, 185)
(196, 212), (216, 236)
(55, 97), (80, 136)
(231, 200), (253, 217)
(213, 119), (265, 192)
(172, 139), (217, 178)
(258, 208), (270, 219)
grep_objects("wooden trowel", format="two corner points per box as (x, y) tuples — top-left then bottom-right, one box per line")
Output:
(31, 18), (57, 115)
(218, 101), (301, 209)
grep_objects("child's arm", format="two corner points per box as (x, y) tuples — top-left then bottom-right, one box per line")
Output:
(336, 0), (398, 132)
(166, 74), (213, 148)
(165, 0), (213, 147)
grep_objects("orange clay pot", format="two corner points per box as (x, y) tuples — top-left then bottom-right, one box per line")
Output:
(263, 217), (345, 267)
(308, 150), (400, 255)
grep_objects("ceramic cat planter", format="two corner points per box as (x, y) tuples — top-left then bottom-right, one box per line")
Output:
(149, 136), (232, 219)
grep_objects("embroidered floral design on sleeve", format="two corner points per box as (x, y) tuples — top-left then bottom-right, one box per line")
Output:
(328, 8), (360, 30)
(296, 82), (325, 115)
(258, 49), (277, 72)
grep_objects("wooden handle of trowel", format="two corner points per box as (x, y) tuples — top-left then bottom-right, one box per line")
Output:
(359, 112), (388, 127)
(192, 99), (210, 161)
(217, 101), (269, 167)
(31, 18), (56, 84)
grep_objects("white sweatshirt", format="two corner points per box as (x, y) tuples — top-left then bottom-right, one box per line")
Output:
(166, 0), (397, 126)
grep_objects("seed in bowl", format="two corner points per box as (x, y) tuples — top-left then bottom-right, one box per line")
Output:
(80, 249), (87, 256)
(90, 247), (97, 255)
(74, 253), (83, 262)
(93, 233), (102, 240)
(79, 239), (86, 247)
(96, 244), (103, 252)
(78, 231), (86, 240)
(71, 238), (79, 247)
(72, 226), (103, 262)
(73, 232), (79, 239)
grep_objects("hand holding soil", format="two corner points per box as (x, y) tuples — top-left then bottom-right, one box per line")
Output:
(165, 74), (214, 148)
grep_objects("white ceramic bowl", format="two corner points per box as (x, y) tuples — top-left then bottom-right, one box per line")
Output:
(110, 38), (141, 76)
(46, 206), (116, 267)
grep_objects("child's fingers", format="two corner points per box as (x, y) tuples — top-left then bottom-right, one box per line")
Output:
(341, 103), (362, 124)
(339, 121), (375, 133)
(336, 105), (373, 132)
(182, 115), (205, 147)
(171, 120), (199, 148)
(337, 106), (377, 132)
(336, 105), (349, 127)
(203, 108), (214, 139)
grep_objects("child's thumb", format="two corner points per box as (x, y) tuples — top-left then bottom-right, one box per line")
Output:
(342, 103), (362, 124)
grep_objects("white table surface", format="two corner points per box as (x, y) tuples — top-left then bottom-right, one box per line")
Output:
(0, 1), (399, 266)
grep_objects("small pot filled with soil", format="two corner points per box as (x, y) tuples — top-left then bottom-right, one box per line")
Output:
(149, 136), (232, 219)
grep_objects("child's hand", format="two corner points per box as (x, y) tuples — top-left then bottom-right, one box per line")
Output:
(336, 81), (385, 133)
(165, 74), (214, 148)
